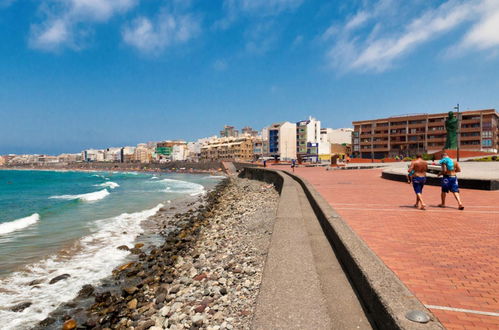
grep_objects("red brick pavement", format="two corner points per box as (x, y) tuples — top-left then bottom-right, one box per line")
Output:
(288, 167), (499, 329)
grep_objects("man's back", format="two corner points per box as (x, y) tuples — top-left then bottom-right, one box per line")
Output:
(412, 159), (428, 176)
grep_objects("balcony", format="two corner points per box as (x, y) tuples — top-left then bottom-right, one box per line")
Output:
(389, 124), (407, 129)
(460, 127), (480, 132)
(408, 123), (426, 129)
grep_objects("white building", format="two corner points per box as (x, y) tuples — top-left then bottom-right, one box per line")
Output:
(296, 116), (321, 161)
(268, 122), (297, 161)
(172, 144), (188, 161)
(321, 128), (353, 145)
(82, 149), (105, 162)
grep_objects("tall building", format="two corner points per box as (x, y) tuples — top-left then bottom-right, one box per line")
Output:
(352, 109), (499, 159)
(268, 122), (297, 161)
(296, 116), (321, 162)
(219, 125), (239, 138)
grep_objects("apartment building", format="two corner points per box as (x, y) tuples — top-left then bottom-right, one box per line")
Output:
(296, 117), (321, 161)
(200, 136), (255, 162)
(268, 122), (297, 161)
(352, 109), (499, 159)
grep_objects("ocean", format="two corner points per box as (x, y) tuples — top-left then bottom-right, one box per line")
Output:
(0, 169), (223, 329)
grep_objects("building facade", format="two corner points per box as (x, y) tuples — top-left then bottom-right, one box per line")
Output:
(352, 109), (499, 159)
(200, 136), (255, 161)
(268, 122), (297, 161)
(296, 117), (321, 162)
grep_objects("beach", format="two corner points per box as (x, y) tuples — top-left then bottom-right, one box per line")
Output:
(32, 177), (278, 329)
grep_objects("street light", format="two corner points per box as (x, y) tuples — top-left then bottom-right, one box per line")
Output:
(454, 103), (460, 161)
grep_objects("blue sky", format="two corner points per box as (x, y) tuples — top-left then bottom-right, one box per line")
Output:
(1, 0), (498, 155)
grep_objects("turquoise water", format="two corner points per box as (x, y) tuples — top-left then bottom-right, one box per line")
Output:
(0, 169), (223, 329)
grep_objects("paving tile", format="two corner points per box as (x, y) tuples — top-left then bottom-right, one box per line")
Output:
(289, 167), (499, 329)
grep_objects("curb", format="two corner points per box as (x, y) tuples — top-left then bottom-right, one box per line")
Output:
(242, 167), (444, 330)
(382, 170), (499, 190)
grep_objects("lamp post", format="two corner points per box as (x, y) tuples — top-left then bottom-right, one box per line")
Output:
(454, 104), (460, 161)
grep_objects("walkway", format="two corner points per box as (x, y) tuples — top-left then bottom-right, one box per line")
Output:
(288, 167), (499, 329)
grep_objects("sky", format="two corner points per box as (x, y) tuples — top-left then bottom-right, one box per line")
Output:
(1, 0), (499, 155)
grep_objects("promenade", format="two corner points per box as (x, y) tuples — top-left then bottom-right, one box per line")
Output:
(287, 167), (499, 329)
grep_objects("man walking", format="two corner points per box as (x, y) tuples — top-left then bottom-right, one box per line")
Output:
(438, 152), (464, 210)
(408, 154), (428, 210)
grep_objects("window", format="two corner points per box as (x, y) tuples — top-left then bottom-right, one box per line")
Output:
(483, 139), (492, 147)
(482, 131), (492, 138)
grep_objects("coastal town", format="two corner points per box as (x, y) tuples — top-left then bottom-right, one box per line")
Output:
(1, 109), (498, 167)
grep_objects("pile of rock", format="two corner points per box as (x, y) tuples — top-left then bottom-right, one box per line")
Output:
(38, 177), (278, 330)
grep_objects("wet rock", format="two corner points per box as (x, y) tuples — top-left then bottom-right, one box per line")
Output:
(62, 319), (77, 330)
(193, 273), (208, 281)
(28, 279), (43, 286)
(117, 262), (135, 272)
(77, 284), (94, 298)
(117, 245), (129, 251)
(130, 248), (142, 255)
(134, 243), (145, 249)
(39, 317), (56, 327)
(11, 302), (32, 312)
(220, 287), (228, 295)
(49, 274), (70, 284)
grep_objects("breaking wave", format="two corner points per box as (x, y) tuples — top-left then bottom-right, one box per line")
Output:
(0, 204), (163, 330)
(0, 214), (40, 236)
(95, 182), (119, 189)
(160, 178), (205, 196)
(49, 189), (110, 202)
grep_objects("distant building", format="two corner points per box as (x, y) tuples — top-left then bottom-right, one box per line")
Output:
(352, 109), (499, 159)
(156, 141), (186, 162)
(219, 125), (239, 138)
(172, 144), (188, 161)
(82, 149), (105, 162)
(241, 126), (258, 137)
(268, 122), (297, 161)
(296, 116), (321, 162)
(133, 144), (153, 163)
(200, 136), (255, 162)
(57, 153), (82, 163)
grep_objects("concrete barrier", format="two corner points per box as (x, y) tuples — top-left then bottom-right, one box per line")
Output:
(241, 167), (443, 330)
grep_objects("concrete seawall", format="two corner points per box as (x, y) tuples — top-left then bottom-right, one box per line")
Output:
(241, 167), (443, 330)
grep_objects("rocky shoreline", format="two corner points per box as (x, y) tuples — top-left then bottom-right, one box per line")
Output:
(36, 177), (278, 330)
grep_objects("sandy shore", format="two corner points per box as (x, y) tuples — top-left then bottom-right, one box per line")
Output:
(35, 177), (278, 330)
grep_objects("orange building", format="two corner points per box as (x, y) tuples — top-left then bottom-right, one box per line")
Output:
(352, 109), (498, 159)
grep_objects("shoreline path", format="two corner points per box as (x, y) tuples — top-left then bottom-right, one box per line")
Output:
(286, 167), (498, 330)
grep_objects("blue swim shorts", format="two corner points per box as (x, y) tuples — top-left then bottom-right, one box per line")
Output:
(442, 176), (459, 193)
(412, 176), (426, 194)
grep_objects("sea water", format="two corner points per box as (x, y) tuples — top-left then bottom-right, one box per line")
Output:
(0, 169), (223, 329)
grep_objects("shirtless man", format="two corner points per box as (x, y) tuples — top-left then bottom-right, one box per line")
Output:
(438, 153), (464, 210)
(408, 154), (428, 210)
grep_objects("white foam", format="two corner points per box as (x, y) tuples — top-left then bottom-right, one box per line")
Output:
(0, 203), (163, 330)
(205, 175), (226, 179)
(49, 189), (110, 202)
(0, 214), (40, 236)
(94, 182), (119, 189)
(159, 178), (206, 196)
(151, 176), (159, 180)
